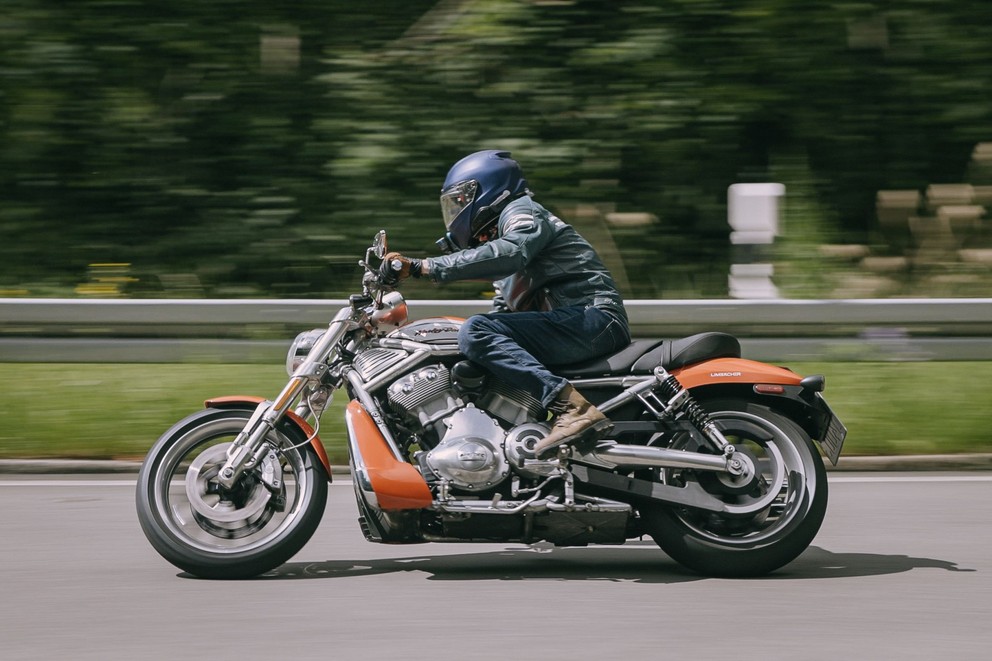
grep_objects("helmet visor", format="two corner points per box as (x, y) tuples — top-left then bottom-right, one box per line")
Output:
(440, 180), (478, 228)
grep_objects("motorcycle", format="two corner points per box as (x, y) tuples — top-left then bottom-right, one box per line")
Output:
(136, 230), (847, 579)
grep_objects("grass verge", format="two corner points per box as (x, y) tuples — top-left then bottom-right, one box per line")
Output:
(1, 362), (989, 464)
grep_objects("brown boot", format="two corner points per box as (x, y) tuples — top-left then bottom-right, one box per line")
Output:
(534, 384), (613, 458)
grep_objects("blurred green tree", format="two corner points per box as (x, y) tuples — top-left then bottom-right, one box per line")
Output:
(1, 0), (989, 299)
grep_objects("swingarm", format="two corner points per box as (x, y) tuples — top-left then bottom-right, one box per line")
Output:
(576, 365), (753, 479)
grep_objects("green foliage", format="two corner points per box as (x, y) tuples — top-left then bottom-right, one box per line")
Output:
(0, 362), (988, 462)
(2, 1), (991, 298)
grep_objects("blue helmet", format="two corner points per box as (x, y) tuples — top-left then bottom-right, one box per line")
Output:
(437, 150), (528, 252)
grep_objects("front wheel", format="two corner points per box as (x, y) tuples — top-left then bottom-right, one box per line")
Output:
(136, 408), (328, 579)
(642, 399), (827, 577)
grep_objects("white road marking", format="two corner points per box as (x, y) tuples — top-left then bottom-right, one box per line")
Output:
(0, 479), (357, 487)
(829, 475), (992, 483)
(2, 475), (992, 487)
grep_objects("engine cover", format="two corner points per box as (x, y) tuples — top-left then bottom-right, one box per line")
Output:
(425, 407), (510, 492)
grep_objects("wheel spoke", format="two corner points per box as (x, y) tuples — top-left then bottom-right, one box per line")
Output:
(150, 415), (312, 554)
(661, 412), (808, 544)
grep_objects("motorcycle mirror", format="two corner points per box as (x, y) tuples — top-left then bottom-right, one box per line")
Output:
(372, 230), (388, 259)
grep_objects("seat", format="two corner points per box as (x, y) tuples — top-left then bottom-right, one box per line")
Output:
(630, 332), (741, 373)
(552, 332), (741, 378)
(551, 339), (664, 378)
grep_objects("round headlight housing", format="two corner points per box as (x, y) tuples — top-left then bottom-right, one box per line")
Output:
(286, 328), (326, 375)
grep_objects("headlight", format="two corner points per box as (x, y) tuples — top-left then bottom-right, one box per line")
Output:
(286, 328), (326, 375)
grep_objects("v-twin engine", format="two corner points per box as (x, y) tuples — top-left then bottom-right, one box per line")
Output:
(386, 363), (553, 492)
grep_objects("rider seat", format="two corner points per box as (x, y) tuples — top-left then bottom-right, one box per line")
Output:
(552, 332), (741, 378)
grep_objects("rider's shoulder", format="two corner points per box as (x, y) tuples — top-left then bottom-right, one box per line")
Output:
(499, 197), (553, 233)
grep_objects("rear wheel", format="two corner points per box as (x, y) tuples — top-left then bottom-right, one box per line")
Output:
(642, 399), (827, 577)
(136, 408), (328, 579)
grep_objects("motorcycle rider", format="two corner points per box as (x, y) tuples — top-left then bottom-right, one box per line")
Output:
(383, 150), (630, 457)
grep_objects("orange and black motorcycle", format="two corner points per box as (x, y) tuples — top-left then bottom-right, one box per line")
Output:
(136, 231), (847, 579)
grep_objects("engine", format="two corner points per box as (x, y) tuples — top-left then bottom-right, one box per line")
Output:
(386, 362), (553, 492)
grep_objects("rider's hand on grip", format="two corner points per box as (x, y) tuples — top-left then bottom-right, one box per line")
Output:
(380, 252), (422, 284)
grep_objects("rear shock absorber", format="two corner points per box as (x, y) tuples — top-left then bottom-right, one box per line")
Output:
(652, 366), (731, 453)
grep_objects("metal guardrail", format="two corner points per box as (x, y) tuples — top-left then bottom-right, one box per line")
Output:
(2, 296), (992, 326)
(2, 297), (991, 363)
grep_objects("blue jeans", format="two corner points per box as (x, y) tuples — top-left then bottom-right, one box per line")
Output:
(458, 306), (631, 407)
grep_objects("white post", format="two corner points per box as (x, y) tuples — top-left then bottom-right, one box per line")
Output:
(727, 183), (785, 298)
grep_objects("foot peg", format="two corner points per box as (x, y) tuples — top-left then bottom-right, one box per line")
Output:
(536, 420), (614, 459)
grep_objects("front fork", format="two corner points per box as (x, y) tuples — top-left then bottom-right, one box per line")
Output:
(215, 399), (292, 491)
(215, 308), (356, 490)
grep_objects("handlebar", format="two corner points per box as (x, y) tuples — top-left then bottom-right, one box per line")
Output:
(358, 230), (402, 301)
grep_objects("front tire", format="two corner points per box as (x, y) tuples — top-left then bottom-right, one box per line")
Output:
(136, 408), (328, 579)
(642, 399), (827, 577)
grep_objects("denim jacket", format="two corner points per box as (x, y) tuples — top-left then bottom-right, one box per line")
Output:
(425, 196), (628, 324)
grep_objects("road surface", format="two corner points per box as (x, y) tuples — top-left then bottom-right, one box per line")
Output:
(1, 473), (989, 660)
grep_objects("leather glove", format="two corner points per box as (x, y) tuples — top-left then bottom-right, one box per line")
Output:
(381, 252), (423, 282)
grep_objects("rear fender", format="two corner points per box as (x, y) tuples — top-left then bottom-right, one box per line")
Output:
(204, 396), (332, 481)
(671, 357), (804, 389)
(345, 400), (433, 511)
(671, 359), (845, 464)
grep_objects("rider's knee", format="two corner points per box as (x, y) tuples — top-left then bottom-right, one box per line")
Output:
(458, 314), (493, 359)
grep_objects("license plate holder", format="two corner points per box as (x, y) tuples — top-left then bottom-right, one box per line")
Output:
(818, 397), (847, 466)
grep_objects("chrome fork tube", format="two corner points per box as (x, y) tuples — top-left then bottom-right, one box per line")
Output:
(216, 306), (359, 490)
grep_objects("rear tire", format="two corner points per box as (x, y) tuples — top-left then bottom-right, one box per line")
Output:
(136, 408), (328, 579)
(642, 399), (827, 577)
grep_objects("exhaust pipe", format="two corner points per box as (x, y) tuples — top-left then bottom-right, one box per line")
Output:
(588, 443), (734, 473)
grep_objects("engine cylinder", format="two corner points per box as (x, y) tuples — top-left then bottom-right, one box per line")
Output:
(478, 379), (544, 425)
(387, 364), (462, 429)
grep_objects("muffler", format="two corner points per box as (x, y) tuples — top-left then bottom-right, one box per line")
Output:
(586, 442), (740, 473)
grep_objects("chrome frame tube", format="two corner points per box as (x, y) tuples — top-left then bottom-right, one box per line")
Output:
(375, 337), (460, 356)
(344, 367), (405, 461)
(570, 376), (653, 389)
(590, 376), (658, 415)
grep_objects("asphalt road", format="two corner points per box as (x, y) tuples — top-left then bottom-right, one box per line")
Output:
(1, 473), (990, 661)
